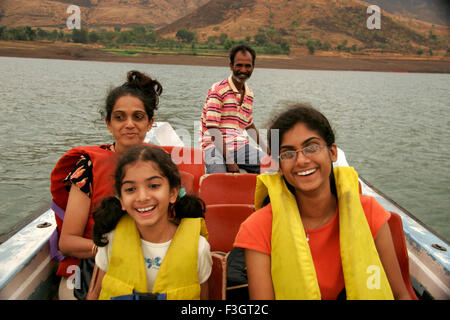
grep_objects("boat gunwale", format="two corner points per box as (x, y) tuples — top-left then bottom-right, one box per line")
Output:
(0, 209), (56, 292)
(358, 175), (449, 246)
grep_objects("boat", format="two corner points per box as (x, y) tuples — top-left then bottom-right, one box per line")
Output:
(0, 122), (448, 300)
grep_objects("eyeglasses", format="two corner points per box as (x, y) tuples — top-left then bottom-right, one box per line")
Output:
(279, 144), (328, 161)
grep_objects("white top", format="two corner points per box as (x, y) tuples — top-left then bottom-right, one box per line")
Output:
(95, 230), (212, 292)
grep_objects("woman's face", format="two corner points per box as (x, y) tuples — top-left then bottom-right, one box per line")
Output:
(279, 122), (337, 196)
(106, 95), (153, 154)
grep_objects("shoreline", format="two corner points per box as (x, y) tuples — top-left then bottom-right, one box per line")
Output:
(1, 40), (449, 73)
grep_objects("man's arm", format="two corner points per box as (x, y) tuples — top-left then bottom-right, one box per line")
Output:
(246, 122), (270, 155)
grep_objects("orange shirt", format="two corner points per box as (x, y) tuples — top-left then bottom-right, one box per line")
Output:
(233, 195), (390, 300)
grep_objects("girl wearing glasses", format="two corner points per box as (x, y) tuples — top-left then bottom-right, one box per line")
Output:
(234, 103), (411, 300)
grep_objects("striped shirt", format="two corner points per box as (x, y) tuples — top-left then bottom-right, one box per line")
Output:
(200, 75), (254, 151)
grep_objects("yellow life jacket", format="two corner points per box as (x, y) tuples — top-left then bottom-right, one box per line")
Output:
(99, 215), (209, 300)
(254, 166), (393, 300)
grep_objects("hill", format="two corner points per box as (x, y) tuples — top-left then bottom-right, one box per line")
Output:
(157, 0), (449, 56)
(367, 0), (450, 27)
(0, 0), (209, 28)
(0, 0), (448, 58)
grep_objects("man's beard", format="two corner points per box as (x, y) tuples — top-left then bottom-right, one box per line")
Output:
(232, 71), (252, 83)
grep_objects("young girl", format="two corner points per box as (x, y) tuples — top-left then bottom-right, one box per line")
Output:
(234, 103), (412, 300)
(87, 145), (212, 300)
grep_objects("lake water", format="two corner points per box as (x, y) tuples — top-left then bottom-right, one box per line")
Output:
(0, 56), (449, 240)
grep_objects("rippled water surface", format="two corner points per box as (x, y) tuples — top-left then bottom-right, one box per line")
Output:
(0, 57), (449, 240)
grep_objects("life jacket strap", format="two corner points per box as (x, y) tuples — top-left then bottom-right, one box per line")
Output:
(110, 290), (167, 300)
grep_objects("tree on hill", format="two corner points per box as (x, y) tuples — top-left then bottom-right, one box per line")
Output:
(25, 26), (36, 41)
(88, 31), (100, 43)
(218, 33), (228, 45)
(254, 33), (268, 46)
(176, 29), (195, 43)
(72, 29), (88, 43)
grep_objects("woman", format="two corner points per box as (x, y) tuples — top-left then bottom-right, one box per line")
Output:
(50, 70), (162, 299)
(233, 103), (411, 300)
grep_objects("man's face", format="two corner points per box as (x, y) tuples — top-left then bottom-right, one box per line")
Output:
(230, 50), (254, 84)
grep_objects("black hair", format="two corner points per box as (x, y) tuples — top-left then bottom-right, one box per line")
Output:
(268, 103), (335, 150)
(229, 44), (256, 66)
(92, 145), (205, 247)
(101, 70), (163, 122)
(267, 103), (337, 198)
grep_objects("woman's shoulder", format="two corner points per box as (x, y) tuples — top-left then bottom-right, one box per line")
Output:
(71, 144), (113, 157)
(244, 203), (273, 226)
(54, 144), (113, 169)
(359, 194), (389, 214)
(233, 204), (272, 254)
(359, 194), (391, 237)
(66, 144), (113, 153)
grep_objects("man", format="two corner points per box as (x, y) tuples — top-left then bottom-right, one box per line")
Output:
(200, 44), (268, 174)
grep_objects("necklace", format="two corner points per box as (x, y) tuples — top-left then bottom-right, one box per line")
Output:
(304, 209), (337, 242)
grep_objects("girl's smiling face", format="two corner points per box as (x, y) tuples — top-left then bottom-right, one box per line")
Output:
(279, 122), (337, 196)
(119, 160), (177, 232)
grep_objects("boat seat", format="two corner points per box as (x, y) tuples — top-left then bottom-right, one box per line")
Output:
(199, 173), (257, 206)
(388, 211), (418, 300)
(161, 146), (205, 195)
(205, 204), (255, 253)
(208, 252), (227, 300)
(179, 171), (194, 195)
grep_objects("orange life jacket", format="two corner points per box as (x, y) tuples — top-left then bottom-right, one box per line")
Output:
(50, 145), (118, 277)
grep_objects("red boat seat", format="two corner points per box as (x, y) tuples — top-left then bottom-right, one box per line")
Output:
(199, 173), (257, 206)
(387, 211), (418, 299)
(205, 204), (255, 253)
(208, 252), (227, 300)
(161, 146), (205, 195)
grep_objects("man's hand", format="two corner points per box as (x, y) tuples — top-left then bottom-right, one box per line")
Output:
(226, 163), (240, 173)
(246, 122), (270, 155)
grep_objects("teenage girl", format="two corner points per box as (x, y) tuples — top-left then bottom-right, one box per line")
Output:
(234, 103), (411, 300)
(87, 145), (212, 300)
